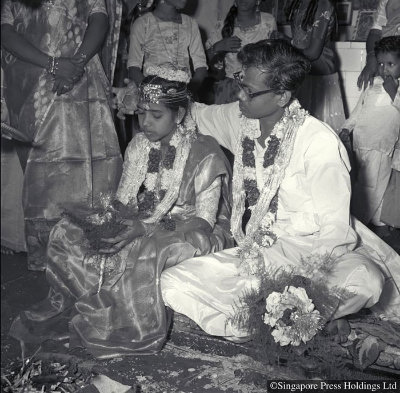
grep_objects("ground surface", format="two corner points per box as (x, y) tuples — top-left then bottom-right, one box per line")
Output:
(1, 244), (399, 392)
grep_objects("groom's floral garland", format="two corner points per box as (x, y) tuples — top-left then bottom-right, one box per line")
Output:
(228, 101), (379, 378)
(231, 100), (308, 275)
(230, 102), (346, 368)
(229, 100), (334, 371)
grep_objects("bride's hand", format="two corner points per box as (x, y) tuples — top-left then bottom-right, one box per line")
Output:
(98, 219), (145, 254)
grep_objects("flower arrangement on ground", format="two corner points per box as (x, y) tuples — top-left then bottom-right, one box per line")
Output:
(230, 253), (355, 378)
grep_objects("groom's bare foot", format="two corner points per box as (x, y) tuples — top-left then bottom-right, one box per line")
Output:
(326, 318), (351, 344)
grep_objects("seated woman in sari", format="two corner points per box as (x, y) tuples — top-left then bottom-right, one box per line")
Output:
(10, 66), (233, 359)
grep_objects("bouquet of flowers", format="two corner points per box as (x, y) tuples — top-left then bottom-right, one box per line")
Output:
(230, 254), (352, 377)
(62, 194), (138, 292)
(63, 194), (137, 255)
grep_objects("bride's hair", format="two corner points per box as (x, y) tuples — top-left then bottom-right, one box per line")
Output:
(140, 75), (190, 112)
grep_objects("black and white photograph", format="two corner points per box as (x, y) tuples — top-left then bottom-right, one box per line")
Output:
(1, 0), (399, 392)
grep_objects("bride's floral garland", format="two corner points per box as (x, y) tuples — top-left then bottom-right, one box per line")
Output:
(138, 132), (183, 230)
(116, 114), (197, 229)
(231, 100), (308, 275)
(68, 114), (197, 293)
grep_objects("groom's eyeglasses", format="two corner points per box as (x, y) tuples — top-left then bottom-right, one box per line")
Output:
(233, 71), (274, 100)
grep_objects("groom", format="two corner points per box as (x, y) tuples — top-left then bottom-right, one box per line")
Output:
(160, 39), (397, 341)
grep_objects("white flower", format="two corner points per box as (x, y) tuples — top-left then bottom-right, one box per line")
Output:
(145, 172), (157, 191)
(161, 169), (174, 190)
(169, 132), (181, 147)
(272, 326), (292, 346)
(98, 193), (113, 209)
(299, 310), (321, 344)
(240, 115), (260, 139)
(243, 166), (257, 180)
(144, 64), (191, 84)
(263, 285), (322, 346)
(287, 286), (315, 313)
(264, 291), (283, 327)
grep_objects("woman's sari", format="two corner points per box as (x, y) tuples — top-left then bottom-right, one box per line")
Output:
(1, 0), (123, 270)
(290, 0), (345, 134)
(10, 134), (233, 358)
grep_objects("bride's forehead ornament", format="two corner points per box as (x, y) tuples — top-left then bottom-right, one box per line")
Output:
(139, 64), (191, 105)
(139, 83), (188, 105)
(140, 84), (164, 104)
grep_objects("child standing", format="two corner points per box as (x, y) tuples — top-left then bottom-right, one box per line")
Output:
(127, 0), (207, 96)
(287, 0), (345, 134)
(342, 36), (400, 232)
(205, 0), (276, 104)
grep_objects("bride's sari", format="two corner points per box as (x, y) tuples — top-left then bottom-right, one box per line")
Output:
(10, 133), (233, 358)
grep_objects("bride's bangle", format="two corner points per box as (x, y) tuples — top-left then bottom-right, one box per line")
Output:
(46, 56), (59, 75)
(74, 52), (88, 64)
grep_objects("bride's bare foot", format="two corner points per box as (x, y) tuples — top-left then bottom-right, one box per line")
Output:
(1, 245), (15, 255)
(326, 318), (351, 344)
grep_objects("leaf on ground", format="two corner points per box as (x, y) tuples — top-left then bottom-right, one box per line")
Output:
(358, 336), (381, 370)
(350, 320), (400, 347)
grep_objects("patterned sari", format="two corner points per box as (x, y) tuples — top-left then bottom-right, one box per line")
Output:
(1, 0), (123, 270)
(290, 0), (345, 133)
(10, 134), (233, 358)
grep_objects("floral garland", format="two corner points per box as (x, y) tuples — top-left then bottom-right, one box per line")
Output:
(116, 113), (197, 229)
(64, 114), (197, 292)
(144, 64), (191, 84)
(138, 132), (181, 230)
(231, 100), (308, 275)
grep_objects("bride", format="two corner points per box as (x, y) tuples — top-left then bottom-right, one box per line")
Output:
(10, 65), (233, 358)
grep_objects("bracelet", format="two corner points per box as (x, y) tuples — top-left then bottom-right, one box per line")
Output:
(75, 52), (88, 64)
(46, 56), (59, 75)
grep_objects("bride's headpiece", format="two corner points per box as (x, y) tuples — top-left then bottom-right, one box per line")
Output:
(144, 64), (191, 84)
(139, 64), (191, 105)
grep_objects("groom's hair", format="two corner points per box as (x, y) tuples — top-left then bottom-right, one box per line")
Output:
(237, 39), (311, 94)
